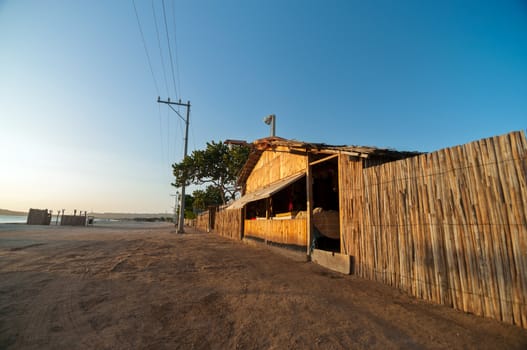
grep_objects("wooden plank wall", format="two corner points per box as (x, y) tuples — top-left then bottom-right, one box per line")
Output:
(196, 211), (209, 232)
(60, 215), (86, 226)
(342, 130), (527, 328)
(246, 147), (306, 193)
(26, 208), (51, 225)
(215, 209), (243, 240)
(244, 219), (307, 247)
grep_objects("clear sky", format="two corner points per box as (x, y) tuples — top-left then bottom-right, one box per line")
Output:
(1, 0), (526, 213)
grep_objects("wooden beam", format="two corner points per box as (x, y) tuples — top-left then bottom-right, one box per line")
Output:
(309, 153), (339, 167)
(240, 207), (245, 240)
(309, 149), (370, 158)
(343, 150), (368, 158)
(306, 154), (313, 256)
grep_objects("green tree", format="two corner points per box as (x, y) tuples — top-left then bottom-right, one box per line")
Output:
(192, 186), (223, 211)
(184, 194), (196, 219)
(172, 141), (250, 204)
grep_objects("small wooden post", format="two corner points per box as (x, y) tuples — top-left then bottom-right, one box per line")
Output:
(306, 154), (313, 256)
(240, 207), (245, 240)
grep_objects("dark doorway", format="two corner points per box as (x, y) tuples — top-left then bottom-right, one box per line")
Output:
(311, 157), (340, 253)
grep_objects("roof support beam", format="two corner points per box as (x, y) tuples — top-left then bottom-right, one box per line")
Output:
(309, 154), (339, 167)
(306, 154), (313, 257)
(313, 149), (370, 158)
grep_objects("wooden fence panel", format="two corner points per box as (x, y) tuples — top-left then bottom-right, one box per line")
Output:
(215, 209), (242, 240)
(338, 156), (363, 258)
(196, 212), (210, 232)
(354, 130), (527, 328)
(244, 219), (307, 247)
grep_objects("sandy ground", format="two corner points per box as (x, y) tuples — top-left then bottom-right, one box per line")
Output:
(0, 222), (526, 349)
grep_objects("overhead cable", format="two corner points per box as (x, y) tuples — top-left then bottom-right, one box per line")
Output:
(152, 0), (171, 96)
(161, 0), (179, 100)
(171, 0), (182, 97)
(131, 0), (160, 96)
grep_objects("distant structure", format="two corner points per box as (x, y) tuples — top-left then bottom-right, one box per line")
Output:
(59, 209), (88, 226)
(60, 212), (87, 226)
(27, 208), (88, 226)
(26, 208), (52, 225)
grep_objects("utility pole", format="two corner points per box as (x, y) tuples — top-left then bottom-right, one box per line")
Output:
(157, 97), (191, 233)
(170, 192), (179, 226)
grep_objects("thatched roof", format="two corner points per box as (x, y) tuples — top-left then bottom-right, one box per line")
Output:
(237, 137), (421, 186)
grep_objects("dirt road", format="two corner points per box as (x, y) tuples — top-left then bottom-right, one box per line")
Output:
(0, 222), (526, 349)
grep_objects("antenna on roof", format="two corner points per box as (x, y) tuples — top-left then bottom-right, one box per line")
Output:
(263, 114), (276, 137)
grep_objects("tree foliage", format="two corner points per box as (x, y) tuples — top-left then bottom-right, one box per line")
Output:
(172, 141), (250, 204)
(183, 195), (196, 219)
(192, 186), (223, 211)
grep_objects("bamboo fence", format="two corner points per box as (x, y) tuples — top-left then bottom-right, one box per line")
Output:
(215, 208), (243, 240)
(341, 130), (527, 328)
(244, 219), (307, 247)
(196, 211), (210, 232)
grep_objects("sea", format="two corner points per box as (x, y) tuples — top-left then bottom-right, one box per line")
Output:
(0, 215), (28, 224)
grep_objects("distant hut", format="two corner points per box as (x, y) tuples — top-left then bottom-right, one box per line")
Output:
(26, 208), (52, 225)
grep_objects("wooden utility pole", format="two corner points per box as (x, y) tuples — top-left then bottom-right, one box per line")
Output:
(157, 97), (191, 233)
(170, 193), (179, 226)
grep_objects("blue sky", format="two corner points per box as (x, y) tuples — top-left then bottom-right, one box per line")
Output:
(1, 0), (526, 213)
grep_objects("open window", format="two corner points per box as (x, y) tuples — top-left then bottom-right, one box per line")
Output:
(244, 177), (307, 220)
(235, 172), (308, 249)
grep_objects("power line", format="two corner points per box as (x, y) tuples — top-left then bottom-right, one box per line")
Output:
(151, 0), (170, 96)
(131, 0), (160, 96)
(157, 103), (165, 164)
(161, 0), (179, 100)
(190, 110), (197, 152)
(166, 102), (171, 162)
(171, 0), (182, 97)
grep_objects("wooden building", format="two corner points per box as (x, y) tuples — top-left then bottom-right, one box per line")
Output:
(219, 131), (527, 328)
(227, 136), (418, 257)
(26, 208), (52, 225)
